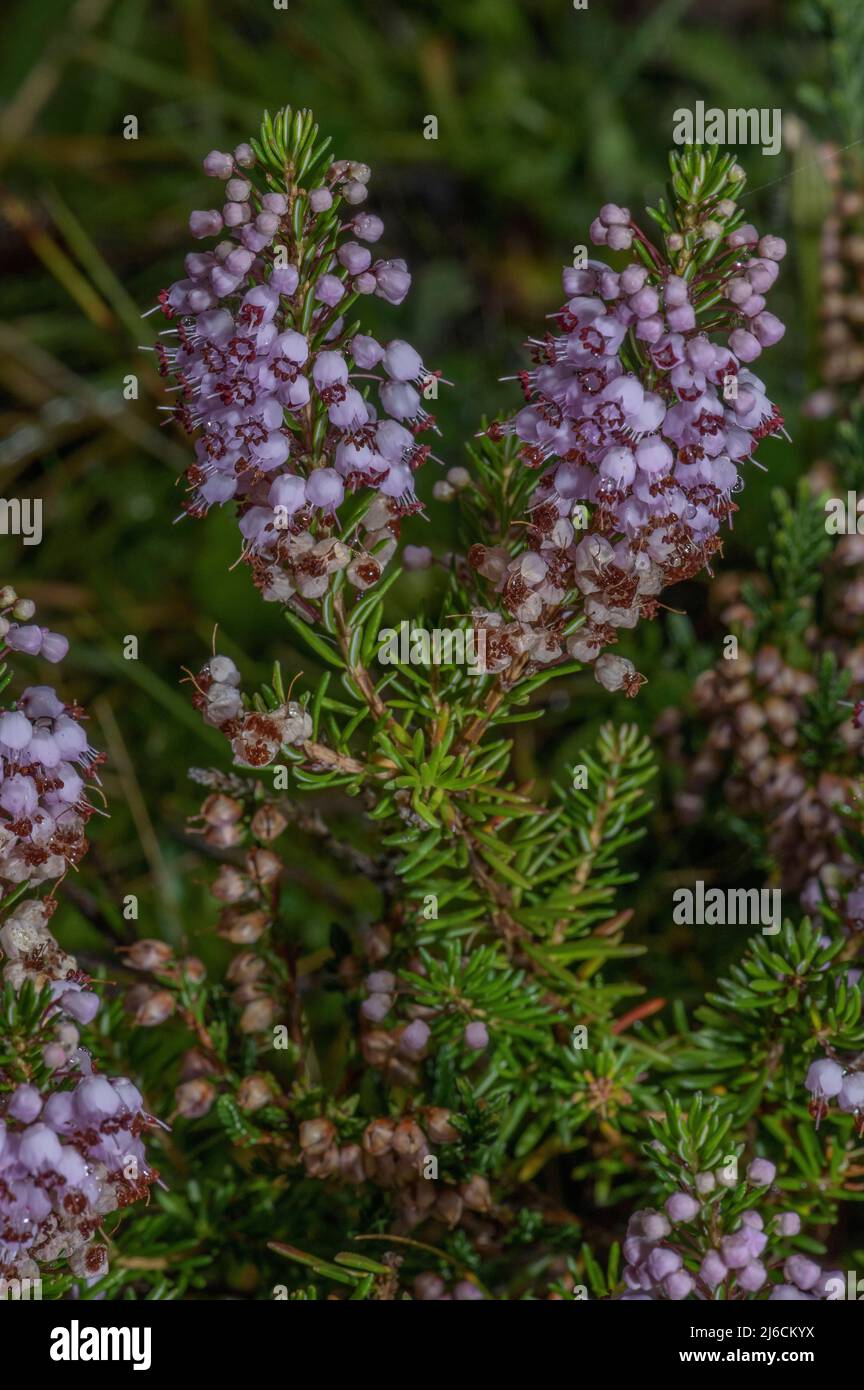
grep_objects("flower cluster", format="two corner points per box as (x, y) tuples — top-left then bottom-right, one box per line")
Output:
(660, 644), (861, 892)
(133, 113), (859, 1302)
(657, 480), (864, 905)
(803, 139), (864, 415)
(119, 771), (288, 1115)
(0, 591), (101, 895)
(189, 652), (312, 768)
(479, 156), (786, 691)
(0, 598), (158, 1288)
(621, 1162), (836, 1300)
(805, 1056), (864, 1127)
(130, 774), (499, 1238)
(360, 963), (490, 1056)
(0, 1068), (156, 1286)
(298, 1112), (498, 1245)
(1, 897), (100, 1025)
(151, 109), (444, 605)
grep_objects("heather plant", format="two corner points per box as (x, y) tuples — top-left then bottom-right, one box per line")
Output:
(6, 0), (864, 1319)
(103, 107), (845, 1302)
(657, 426), (864, 915)
(0, 589), (158, 1296)
(615, 1094), (843, 1302)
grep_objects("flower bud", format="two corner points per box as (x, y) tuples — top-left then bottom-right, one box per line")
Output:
(237, 1074), (274, 1112)
(239, 997), (278, 1033)
(362, 1117), (395, 1156)
(175, 1078), (216, 1118)
(299, 1117), (337, 1154)
(122, 939), (174, 972)
(460, 1174), (492, 1213)
(250, 805), (287, 841)
(425, 1107), (459, 1144)
(245, 847), (283, 884)
(135, 989), (176, 1027)
(665, 1191), (699, 1223)
(180, 1049), (216, 1081)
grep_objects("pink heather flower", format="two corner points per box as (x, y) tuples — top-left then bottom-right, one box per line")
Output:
(665, 1192), (700, 1223)
(665, 1270), (694, 1300)
(742, 1227), (767, 1259)
(314, 275), (345, 307)
(223, 201), (250, 228)
(778, 1212), (801, 1236)
(75, 1075), (122, 1120)
(784, 1255), (821, 1291)
(352, 212), (384, 242)
(647, 1247), (682, 1281)
(667, 304), (696, 332)
(606, 225), (634, 251)
(728, 328), (761, 361)
(380, 381), (421, 421)
(152, 121), (445, 604)
(39, 630), (69, 663)
(620, 264), (648, 293)
(271, 266), (300, 295)
(746, 1157), (776, 1185)
(727, 223), (759, 248)
(338, 241), (372, 275)
(720, 1233), (752, 1269)
(0, 1072), (157, 1281)
(641, 1212), (671, 1240)
(189, 209), (223, 239)
(7, 624), (42, 655)
(58, 987), (101, 1024)
(361, 993), (391, 1022)
(489, 187), (786, 686)
(806, 1057), (843, 1098)
(758, 235), (786, 260)
(752, 312), (785, 347)
(19, 1122), (63, 1171)
(699, 1251), (727, 1289)
(0, 603), (98, 897)
(838, 1072), (864, 1112)
(737, 1262), (766, 1293)
(464, 1021), (489, 1050)
(8, 1085), (42, 1123)
(414, 1273), (446, 1300)
(342, 181), (368, 206)
(374, 259), (411, 304)
(0, 711), (32, 748)
(366, 971), (395, 992)
(629, 287), (659, 318)
(664, 275), (689, 307)
(350, 334), (384, 368)
(203, 150), (233, 179)
(383, 339), (424, 382)
(599, 203), (630, 226)
(399, 1020), (431, 1056)
(747, 259), (779, 292)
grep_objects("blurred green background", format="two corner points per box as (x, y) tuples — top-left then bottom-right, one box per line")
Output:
(0, 0), (849, 997)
